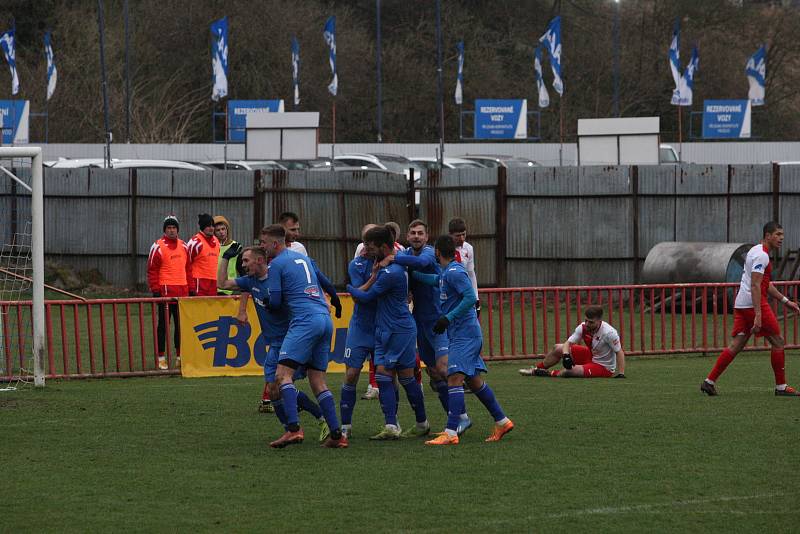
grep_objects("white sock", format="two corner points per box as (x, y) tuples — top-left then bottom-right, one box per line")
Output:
(776, 384), (787, 391)
(459, 413), (470, 421)
(386, 424), (399, 432)
(417, 420), (429, 430)
(445, 429), (458, 437)
(705, 378), (715, 385)
(497, 417), (510, 426)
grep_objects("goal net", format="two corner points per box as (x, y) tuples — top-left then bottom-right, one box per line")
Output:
(0, 147), (45, 389)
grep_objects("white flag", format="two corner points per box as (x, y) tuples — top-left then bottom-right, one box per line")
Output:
(44, 32), (57, 100)
(211, 17), (229, 102)
(535, 45), (549, 108)
(745, 46), (766, 106)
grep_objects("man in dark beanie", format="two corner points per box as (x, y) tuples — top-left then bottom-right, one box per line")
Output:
(187, 213), (220, 296)
(147, 215), (191, 370)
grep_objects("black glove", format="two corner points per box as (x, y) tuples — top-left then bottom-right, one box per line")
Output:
(330, 295), (342, 319)
(433, 316), (450, 334)
(562, 353), (574, 370)
(614, 373), (626, 379)
(223, 242), (243, 260)
(475, 302), (481, 319)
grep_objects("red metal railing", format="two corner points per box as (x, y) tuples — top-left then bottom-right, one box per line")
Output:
(478, 281), (800, 360)
(2, 282), (800, 379)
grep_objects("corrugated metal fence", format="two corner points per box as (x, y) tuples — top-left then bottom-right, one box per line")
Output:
(4, 164), (800, 288)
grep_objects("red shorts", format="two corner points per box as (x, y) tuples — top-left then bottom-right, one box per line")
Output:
(732, 307), (780, 338)
(192, 278), (218, 297)
(570, 345), (614, 378)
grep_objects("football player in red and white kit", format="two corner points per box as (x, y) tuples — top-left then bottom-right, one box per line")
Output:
(519, 306), (626, 378)
(701, 221), (800, 396)
(449, 217), (480, 317)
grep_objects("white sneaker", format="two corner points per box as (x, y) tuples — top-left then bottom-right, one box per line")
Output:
(157, 356), (168, 370)
(361, 385), (379, 400)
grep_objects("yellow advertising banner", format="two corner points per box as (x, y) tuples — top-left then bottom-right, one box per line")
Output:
(178, 295), (356, 378)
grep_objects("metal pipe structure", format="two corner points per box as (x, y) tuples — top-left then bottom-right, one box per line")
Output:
(612, 0), (620, 117)
(435, 0), (444, 170)
(96, 0), (112, 164)
(376, 0), (383, 143)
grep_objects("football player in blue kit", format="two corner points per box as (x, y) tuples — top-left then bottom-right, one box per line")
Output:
(259, 224), (347, 449)
(411, 235), (514, 446)
(347, 226), (429, 440)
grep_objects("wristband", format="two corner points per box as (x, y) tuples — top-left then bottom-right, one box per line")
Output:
(782, 296), (789, 304)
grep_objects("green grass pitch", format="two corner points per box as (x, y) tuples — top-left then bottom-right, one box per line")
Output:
(3, 353), (799, 532)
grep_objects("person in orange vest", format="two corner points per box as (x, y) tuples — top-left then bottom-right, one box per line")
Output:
(147, 215), (191, 370)
(187, 213), (221, 296)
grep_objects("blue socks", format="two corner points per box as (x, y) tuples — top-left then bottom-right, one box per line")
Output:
(272, 398), (289, 430)
(400, 375), (427, 424)
(446, 386), (465, 432)
(433, 379), (449, 414)
(340, 383), (357, 426)
(296, 390), (322, 419)
(376, 373), (398, 426)
(315, 390), (340, 433)
(279, 383), (300, 427)
(474, 382), (506, 422)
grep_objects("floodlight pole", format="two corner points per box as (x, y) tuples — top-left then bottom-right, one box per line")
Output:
(376, 0), (383, 142)
(97, 0), (112, 164)
(435, 0), (444, 170)
(612, 0), (620, 117)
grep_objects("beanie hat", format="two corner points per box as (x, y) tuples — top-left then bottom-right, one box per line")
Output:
(163, 215), (179, 232)
(198, 213), (214, 230)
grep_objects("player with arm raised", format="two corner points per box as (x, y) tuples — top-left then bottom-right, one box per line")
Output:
(413, 235), (514, 445)
(260, 224), (346, 448)
(218, 246), (331, 442)
(519, 306), (626, 378)
(701, 221), (800, 396)
(378, 220), (450, 427)
(347, 226), (429, 440)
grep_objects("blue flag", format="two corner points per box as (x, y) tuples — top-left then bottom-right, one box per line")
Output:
(539, 16), (563, 96)
(672, 45), (699, 106)
(44, 32), (57, 101)
(454, 41), (464, 105)
(746, 45), (766, 106)
(0, 27), (19, 95)
(323, 16), (337, 96)
(211, 17), (228, 102)
(535, 45), (549, 108)
(669, 20), (681, 101)
(292, 36), (300, 106)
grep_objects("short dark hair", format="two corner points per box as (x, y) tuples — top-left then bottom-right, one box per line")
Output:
(435, 235), (456, 260)
(448, 217), (467, 234)
(763, 221), (783, 237)
(278, 212), (299, 224)
(243, 246), (267, 260)
(385, 221), (401, 242)
(584, 306), (603, 320)
(364, 226), (393, 249)
(408, 219), (428, 232)
(260, 224), (285, 239)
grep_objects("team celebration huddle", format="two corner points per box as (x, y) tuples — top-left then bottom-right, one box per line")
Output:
(216, 216), (513, 449)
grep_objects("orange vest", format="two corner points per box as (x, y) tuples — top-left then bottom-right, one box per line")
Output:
(191, 232), (220, 280)
(158, 238), (188, 285)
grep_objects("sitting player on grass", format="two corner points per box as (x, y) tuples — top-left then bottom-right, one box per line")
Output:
(410, 235), (514, 445)
(519, 306), (626, 378)
(217, 246), (331, 443)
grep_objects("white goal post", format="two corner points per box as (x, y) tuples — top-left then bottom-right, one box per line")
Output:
(0, 146), (45, 387)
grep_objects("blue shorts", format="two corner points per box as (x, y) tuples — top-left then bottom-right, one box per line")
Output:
(263, 341), (307, 383)
(342, 322), (374, 369)
(279, 313), (334, 371)
(446, 335), (486, 378)
(374, 327), (417, 370)
(415, 316), (449, 366)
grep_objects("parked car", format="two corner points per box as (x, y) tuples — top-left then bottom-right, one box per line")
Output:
(410, 156), (487, 170)
(458, 155), (540, 168)
(334, 153), (422, 181)
(202, 160), (286, 171)
(45, 158), (208, 171)
(659, 144), (680, 164)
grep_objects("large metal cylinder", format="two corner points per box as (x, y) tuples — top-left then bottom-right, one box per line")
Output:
(641, 242), (753, 284)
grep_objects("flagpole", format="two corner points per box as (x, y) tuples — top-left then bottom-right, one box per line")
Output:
(376, 0), (383, 142)
(97, 0), (112, 165)
(124, 0), (131, 143)
(331, 99), (336, 175)
(224, 99), (228, 169)
(435, 0), (444, 170)
(677, 105), (682, 159)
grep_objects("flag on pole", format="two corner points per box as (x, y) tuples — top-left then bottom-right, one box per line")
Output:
(210, 17), (229, 102)
(539, 16), (563, 96)
(454, 40), (464, 105)
(323, 16), (337, 96)
(673, 45), (699, 106)
(669, 20), (681, 103)
(44, 32), (57, 101)
(0, 27), (19, 95)
(291, 36), (300, 106)
(745, 45), (766, 106)
(535, 45), (550, 108)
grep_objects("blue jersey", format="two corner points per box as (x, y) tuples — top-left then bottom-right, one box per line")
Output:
(347, 263), (415, 333)
(395, 245), (442, 320)
(440, 261), (481, 339)
(234, 274), (289, 344)
(348, 256), (376, 332)
(267, 249), (330, 317)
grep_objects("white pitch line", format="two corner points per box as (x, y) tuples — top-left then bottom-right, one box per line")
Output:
(544, 492), (790, 519)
